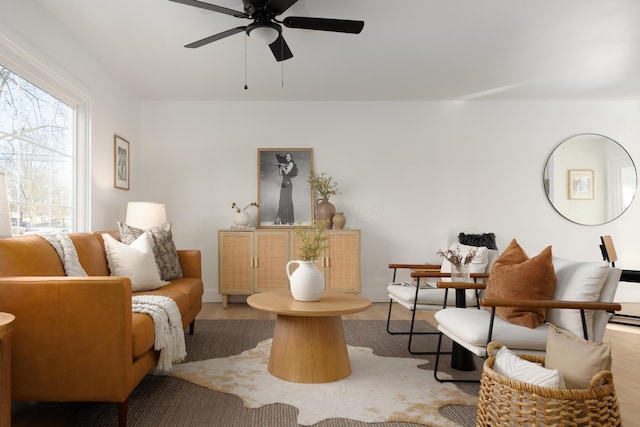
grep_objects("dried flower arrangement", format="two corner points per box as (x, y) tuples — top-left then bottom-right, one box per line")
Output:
(231, 202), (259, 213)
(436, 246), (477, 268)
(308, 171), (340, 200)
(295, 220), (329, 261)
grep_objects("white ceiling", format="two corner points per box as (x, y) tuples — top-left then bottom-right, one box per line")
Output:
(35, 0), (640, 101)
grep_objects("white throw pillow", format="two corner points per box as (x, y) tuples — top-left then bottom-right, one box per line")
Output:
(103, 233), (167, 292)
(439, 243), (489, 274)
(493, 345), (565, 388)
(546, 257), (609, 339)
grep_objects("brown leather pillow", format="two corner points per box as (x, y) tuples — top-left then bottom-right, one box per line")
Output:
(485, 239), (556, 329)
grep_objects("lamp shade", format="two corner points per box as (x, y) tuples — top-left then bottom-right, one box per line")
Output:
(0, 173), (11, 238)
(125, 202), (167, 230)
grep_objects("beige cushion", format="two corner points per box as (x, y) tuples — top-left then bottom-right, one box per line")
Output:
(493, 345), (565, 388)
(485, 239), (557, 329)
(544, 323), (612, 389)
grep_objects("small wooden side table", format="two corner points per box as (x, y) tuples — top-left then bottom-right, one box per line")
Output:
(0, 313), (15, 427)
(247, 289), (371, 384)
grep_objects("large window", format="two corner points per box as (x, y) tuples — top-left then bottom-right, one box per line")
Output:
(0, 33), (90, 235)
(0, 65), (75, 235)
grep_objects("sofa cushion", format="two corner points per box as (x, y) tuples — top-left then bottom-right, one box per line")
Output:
(103, 233), (167, 292)
(118, 221), (183, 281)
(546, 256), (610, 339)
(544, 323), (612, 389)
(131, 312), (156, 360)
(68, 233), (110, 276)
(0, 235), (65, 276)
(485, 239), (556, 329)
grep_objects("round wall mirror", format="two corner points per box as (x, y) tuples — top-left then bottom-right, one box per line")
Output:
(543, 134), (637, 225)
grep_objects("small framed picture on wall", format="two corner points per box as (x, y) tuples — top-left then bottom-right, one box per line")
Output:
(114, 135), (130, 190)
(568, 169), (594, 200)
(257, 148), (314, 228)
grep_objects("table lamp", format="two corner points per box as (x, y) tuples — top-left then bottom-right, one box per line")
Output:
(125, 202), (167, 230)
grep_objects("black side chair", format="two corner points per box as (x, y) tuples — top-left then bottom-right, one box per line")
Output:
(600, 235), (640, 327)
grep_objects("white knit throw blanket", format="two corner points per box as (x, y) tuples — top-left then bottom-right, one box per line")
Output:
(132, 295), (186, 371)
(38, 231), (87, 277)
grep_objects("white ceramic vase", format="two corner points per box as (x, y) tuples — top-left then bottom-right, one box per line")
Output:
(286, 260), (325, 301)
(233, 210), (251, 227)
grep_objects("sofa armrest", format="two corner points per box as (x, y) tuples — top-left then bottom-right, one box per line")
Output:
(0, 276), (135, 402)
(177, 250), (202, 279)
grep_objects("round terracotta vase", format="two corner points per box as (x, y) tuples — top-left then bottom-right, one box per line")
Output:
(315, 198), (336, 229)
(332, 212), (346, 229)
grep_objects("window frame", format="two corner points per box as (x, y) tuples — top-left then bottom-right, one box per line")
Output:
(0, 32), (90, 232)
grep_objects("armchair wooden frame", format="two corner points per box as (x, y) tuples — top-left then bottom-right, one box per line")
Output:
(432, 281), (622, 383)
(600, 235), (640, 327)
(386, 263), (487, 355)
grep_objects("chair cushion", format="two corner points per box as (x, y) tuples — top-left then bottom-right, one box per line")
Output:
(493, 345), (565, 388)
(546, 257), (610, 339)
(544, 323), (611, 389)
(387, 283), (478, 308)
(485, 239), (556, 329)
(435, 308), (549, 356)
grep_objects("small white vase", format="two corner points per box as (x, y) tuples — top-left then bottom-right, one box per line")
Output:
(286, 260), (325, 301)
(233, 210), (251, 227)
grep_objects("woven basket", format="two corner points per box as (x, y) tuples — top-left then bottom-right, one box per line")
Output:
(476, 343), (621, 426)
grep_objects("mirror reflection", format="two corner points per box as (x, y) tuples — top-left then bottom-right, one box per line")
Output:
(543, 134), (637, 225)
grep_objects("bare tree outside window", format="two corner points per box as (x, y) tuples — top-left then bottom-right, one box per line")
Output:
(0, 65), (75, 235)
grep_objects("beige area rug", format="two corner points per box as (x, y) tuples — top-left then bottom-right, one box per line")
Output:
(158, 338), (477, 426)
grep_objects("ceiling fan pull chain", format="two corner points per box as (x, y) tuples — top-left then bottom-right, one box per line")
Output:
(281, 41), (284, 88)
(244, 35), (249, 90)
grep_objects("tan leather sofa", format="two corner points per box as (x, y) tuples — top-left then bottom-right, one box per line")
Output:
(0, 230), (203, 427)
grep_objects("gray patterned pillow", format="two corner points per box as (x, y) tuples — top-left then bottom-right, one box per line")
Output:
(117, 221), (183, 281)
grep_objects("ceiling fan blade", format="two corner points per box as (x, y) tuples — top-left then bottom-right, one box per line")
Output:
(269, 35), (293, 62)
(266, 0), (299, 15)
(185, 26), (247, 48)
(169, 0), (248, 18)
(283, 16), (364, 34)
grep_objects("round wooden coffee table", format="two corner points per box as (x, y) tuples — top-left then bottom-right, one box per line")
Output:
(247, 289), (371, 384)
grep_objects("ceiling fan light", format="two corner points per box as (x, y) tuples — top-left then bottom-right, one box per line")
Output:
(247, 25), (280, 45)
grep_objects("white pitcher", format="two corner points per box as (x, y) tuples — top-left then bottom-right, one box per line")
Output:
(286, 260), (325, 301)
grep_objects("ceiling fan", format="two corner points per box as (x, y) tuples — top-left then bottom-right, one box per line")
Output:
(169, 0), (365, 61)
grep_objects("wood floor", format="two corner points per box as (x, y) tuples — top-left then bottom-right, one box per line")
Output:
(11, 301), (640, 426)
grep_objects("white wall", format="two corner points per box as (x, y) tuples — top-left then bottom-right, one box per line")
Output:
(4, 1), (640, 303)
(140, 101), (640, 302)
(0, 0), (142, 228)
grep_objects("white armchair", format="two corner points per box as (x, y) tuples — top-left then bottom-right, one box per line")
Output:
(433, 254), (622, 383)
(386, 233), (500, 355)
